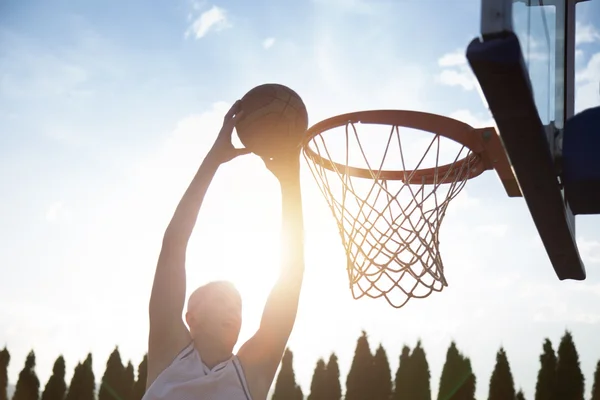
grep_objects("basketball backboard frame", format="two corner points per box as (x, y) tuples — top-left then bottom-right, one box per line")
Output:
(466, 0), (589, 280)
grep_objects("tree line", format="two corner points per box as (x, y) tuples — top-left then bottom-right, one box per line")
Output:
(1, 330), (599, 400)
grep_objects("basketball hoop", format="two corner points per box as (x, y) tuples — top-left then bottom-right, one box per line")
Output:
(302, 110), (517, 308)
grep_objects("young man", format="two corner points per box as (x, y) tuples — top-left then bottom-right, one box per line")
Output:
(143, 101), (305, 400)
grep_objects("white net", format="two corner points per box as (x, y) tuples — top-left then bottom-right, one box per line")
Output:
(303, 118), (480, 308)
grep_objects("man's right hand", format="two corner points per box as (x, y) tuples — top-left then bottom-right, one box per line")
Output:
(207, 100), (250, 164)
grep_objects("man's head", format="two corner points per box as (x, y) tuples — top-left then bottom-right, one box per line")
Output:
(185, 280), (242, 352)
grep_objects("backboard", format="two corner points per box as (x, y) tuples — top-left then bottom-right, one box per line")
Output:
(466, 0), (589, 280)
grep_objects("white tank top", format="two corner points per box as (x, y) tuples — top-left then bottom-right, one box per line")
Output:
(142, 342), (253, 400)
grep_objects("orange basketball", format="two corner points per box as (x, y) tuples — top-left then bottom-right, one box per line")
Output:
(235, 83), (309, 159)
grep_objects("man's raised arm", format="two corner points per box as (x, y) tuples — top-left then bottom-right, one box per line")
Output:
(146, 101), (248, 388)
(238, 154), (305, 395)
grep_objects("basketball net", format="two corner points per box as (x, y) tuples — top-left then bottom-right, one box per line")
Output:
(303, 120), (478, 308)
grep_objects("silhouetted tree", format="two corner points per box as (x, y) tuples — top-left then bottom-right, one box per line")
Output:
(556, 331), (584, 400)
(535, 339), (556, 400)
(99, 347), (127, 400)
(372, 344), (392, 400)
(65, 362), (84, 400)
(124, 362), (134, 400)
(0, 347), (9, 400)
(516, 389), (526, 400)
(13, 350), (40, 400)
(325, 353), (342, 400)
(409, 341), (431, 400)
(591, 360), (600, 400)
(488, 347), (515, 400)
(272, 348), (303, 400)
(394, 346), (412, 400)
(66, 354), (94, 400)
(346, 331), (373, 400)
(132, 355), (147, 400)
(41, 356), (66, 400)
(308, 358), (327, 400)
(438, 342), (476, 400)
(81, 354), (95, 400)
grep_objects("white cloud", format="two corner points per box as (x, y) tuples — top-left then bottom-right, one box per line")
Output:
(438, 51), (466, 67)
(449, 109), (495, 128)
(185, 5), (231, 39)
(262, 37), (276, 49)
(578, 237), (600, 264)
(576, 22), (600, 45)
(436, 50), (477, 91)
(574, 52), (600, 113)
(45, 201), (69, 223)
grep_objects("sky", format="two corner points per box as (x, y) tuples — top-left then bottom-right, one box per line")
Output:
(1, 0), (600, 399)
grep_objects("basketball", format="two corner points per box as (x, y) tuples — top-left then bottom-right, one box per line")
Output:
(235, 83), (309, 160)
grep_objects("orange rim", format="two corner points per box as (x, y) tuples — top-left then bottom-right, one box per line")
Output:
(302, 110), (491, 183)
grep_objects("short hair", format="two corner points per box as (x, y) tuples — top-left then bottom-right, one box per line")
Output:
(187, 280), (240, 313)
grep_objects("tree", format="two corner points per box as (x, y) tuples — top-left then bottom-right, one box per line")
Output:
(81, 354), (95, 400)
(132, 354), (148, 400)
(394, 346), (412, 400)
(325, 353), (342, 400)
(272, 348), (303, 400)
(308, 358), (327, 400)
(555, 331), (584, 400)
(0, 347), (9, 400)
(65, 354), (94, 400)
(488, 347), (515, 400)
(535, 339), (557, 400)
(123, 362), (135, 400)
(410, 341), (432, 400)
(99, 347), (127, 400)
(346, 331), (373, 400)
(65, 362), (84, 400)
(591, 360), (600, 400)
(41, 356), (67, 400)
(13, 350), (40, 400)
(372, 344), (392, 400)
(516, 389), (526, 400)
(437, 342), (475, 400)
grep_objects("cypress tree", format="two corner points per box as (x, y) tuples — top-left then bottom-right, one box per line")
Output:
(453, 357), (476, 400)
(410, 341), (431, 400)
(325, 353), (342, 400)
(345, 331), (373, 400)
(372, 344), (392, 400)
(65, 363), (84, 400)
(438, 342), (475, 400)
(591, 360), (600, 400)
(393, 346), (411, 400)
(272, 348), (303, 400)
(132, 355), (147, 400)
(82, 354), (95, 400)
(40, 356), (67, 400)
(308, 358), (327, 400)
(535, 339), (556, 400)
(99, 347), (126, 400)
(13, 350), (40, 400)
(555, 331), (584, 400)
(516, 389), (526, 400)
(488, 347), (515, 400)
(123, 362), (135, 400)
(0, 347), (9, 400)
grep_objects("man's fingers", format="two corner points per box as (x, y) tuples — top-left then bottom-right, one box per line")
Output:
(224, 100), (242, 122)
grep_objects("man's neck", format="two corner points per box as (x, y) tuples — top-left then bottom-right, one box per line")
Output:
(193, 338), (233, 369)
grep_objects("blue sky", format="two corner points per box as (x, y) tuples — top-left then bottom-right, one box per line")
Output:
(1, 0), (600, 399)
